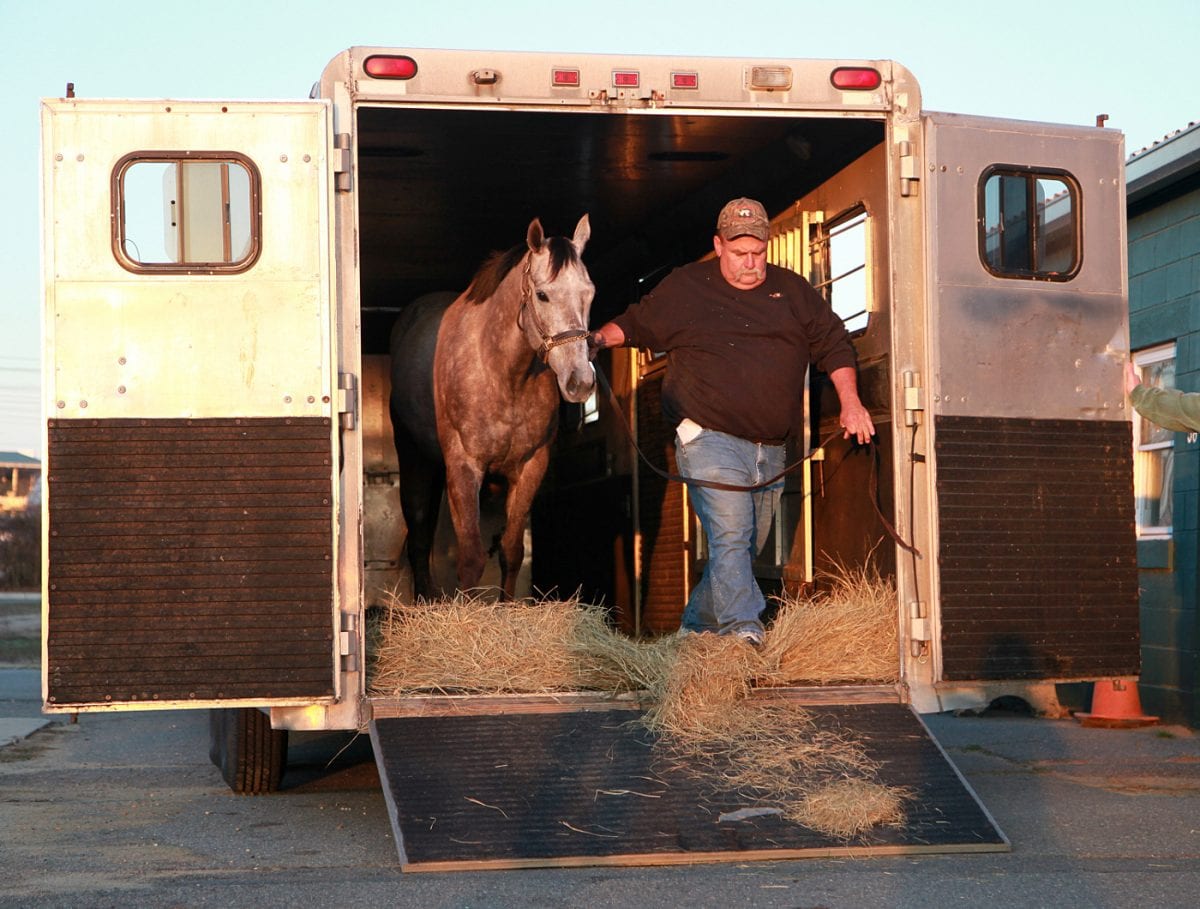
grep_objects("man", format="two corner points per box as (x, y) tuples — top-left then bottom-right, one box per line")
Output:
(589, 198), (874, 644)
(1126, 361), (1200, 431)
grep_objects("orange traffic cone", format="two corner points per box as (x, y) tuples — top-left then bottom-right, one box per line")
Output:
(1075, 678), (1159, 728)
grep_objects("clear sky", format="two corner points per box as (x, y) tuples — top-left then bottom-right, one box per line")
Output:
(3, 0), (1197, 457)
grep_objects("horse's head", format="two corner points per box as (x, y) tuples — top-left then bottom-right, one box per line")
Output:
(520, 215), (597, 404)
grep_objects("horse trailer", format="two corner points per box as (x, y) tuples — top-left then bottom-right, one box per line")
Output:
(40, 47), (1133, 868)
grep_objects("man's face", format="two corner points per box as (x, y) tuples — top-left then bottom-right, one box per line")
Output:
(714, 234), (768, 289)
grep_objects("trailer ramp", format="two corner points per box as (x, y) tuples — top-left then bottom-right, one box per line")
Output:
(370, 698), (1007, 871)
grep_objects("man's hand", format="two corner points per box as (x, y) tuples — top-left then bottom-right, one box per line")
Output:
(587, 330), (606, 361)
(587, 323), (626, 360)
(828, 366), (875, 444)
(1125, 361), (1142, 394)
(839, 399), (875, 445)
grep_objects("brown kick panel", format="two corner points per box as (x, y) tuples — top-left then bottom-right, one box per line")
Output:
(45, 417), (336, 707)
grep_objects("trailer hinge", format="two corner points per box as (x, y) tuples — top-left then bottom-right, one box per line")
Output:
(333, 133), (352, 192)
(909, 600), (930, 658)
(338, 373), (358, 431)
(339, 611), (359, 673)
(903, 369), (925, 427)
(897, 139), (920, 197)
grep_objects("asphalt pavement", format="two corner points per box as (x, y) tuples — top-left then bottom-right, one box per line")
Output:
(3, 593), (1200, 908)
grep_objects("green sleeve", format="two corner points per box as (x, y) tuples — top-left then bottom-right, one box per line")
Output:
(1130, 384), (1200, 433)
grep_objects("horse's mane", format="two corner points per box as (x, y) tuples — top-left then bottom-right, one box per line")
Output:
(465, 236), (580, 304)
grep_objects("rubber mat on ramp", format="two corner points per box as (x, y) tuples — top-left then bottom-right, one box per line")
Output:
(370, 701), (1008, 871)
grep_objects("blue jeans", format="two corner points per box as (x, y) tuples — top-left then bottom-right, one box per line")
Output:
(675, 427), (785, 636)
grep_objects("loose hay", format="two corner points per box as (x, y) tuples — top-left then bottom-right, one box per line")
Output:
(368, 573), (910, 839)
(643, 634), (910, 839)
(641, 634), (761, 738)
(760, 563), (899, 686)
(369, 591), (676, 696)
(788, 778), (909, 838)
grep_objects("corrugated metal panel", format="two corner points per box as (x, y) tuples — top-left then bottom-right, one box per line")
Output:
(635, 372), (689, 634)
(45, 417), (335, 707)
(935, 416), (1139, 680)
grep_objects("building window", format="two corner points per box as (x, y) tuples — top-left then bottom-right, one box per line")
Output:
(1133, 344), (1176, 539)
(112, 152), (262, 274)
(979, 167), (1080, 280)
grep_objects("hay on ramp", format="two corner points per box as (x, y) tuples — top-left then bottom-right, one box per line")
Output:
(367, 570), (909, 838)
(643, 633), (909, 839)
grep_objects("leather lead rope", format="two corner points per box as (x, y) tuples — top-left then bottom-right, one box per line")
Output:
(591, 363), (921, 557)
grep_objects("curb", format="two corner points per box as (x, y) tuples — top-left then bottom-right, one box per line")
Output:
(0, 716), (51, 747)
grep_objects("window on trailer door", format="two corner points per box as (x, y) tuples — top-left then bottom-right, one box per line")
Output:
(979, 167), (1080, 280)
(112, 153), (261, 273)
(1132, 344), (1176, 539)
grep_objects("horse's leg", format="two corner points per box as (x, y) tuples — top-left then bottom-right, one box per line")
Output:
(497, 446), (551, 598)
(394, 429), (445, 600)
(443, 457), (488, 592)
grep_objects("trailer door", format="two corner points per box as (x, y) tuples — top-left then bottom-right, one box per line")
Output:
(41, 99), (338, 711)
(923, 113), (1138, 683)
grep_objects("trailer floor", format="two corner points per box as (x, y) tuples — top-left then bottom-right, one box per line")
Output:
(370, 702), (1008, 871)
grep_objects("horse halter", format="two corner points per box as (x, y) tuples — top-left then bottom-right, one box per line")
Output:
(518, 257), (591, 362)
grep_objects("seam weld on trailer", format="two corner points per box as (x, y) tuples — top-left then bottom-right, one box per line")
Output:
(39, 46), (1133, 869)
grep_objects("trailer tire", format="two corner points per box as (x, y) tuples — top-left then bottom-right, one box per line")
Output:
(208, 708), (288, 794)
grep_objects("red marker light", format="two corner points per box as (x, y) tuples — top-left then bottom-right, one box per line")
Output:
(552, 68), (581, 87)
(612, 70), (639, 88)
(830, 67), (882, 90)
(363, 55), (418, 80)
(671, 72), (699, 90)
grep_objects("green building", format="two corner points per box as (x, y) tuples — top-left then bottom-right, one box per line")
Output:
(1127, 121), (1200, 727)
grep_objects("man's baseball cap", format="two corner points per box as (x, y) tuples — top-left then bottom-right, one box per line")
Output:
(716, 197), (770, 241)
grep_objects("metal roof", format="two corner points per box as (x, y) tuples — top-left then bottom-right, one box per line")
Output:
(1126, 121), (1200, 205)
(0, 452), (41, 468)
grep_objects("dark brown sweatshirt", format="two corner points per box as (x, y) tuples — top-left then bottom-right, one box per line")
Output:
(612, 260), (856, 444)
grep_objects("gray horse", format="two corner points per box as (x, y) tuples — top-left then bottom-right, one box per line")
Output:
(389, 215), (595, 598)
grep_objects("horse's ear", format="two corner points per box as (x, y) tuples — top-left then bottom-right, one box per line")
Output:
(526, 218), (545, 252)
(572, 214), (591, 253)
